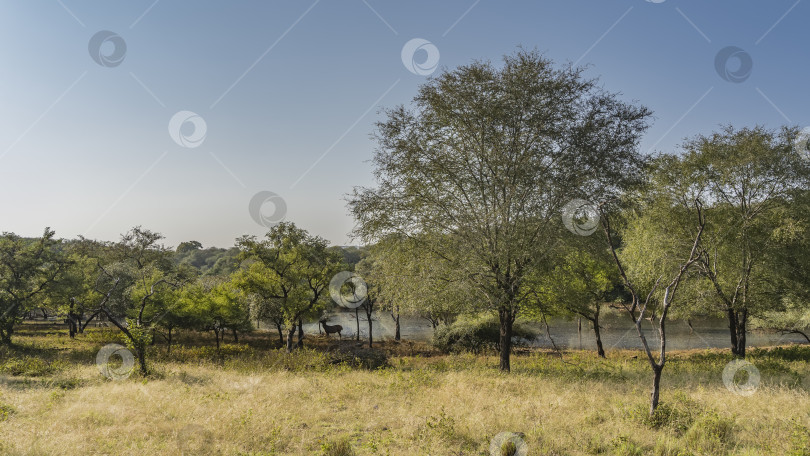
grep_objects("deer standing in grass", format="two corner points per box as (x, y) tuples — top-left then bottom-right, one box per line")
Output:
(319, 319), (343, 340)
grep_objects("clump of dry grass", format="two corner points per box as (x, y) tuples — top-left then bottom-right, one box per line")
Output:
(0, 324), (807, 455)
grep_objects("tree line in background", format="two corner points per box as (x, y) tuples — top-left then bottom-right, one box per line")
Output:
(0, 50), (808, 415)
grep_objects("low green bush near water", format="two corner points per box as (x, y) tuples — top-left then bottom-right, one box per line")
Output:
(432, 315), (539, 354)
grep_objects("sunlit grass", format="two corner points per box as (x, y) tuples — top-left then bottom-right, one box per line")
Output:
(0, 323), (808, 455)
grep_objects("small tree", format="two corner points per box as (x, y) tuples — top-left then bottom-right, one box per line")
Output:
(86, 227), (186, 374)
(0, 228), (67, 345)
(534, 242), (621, 358)
(182, 277), (251, 349)
(600, 157), (706, 415)
(236, 222), (342, 352)
(232, 261), (288, 345)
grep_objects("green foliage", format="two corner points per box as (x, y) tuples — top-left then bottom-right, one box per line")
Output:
(499, 439), (517, 456)
(0, 401), (14, 422)
(432, 315), (538, 354)
(0, 356), (64, 377)
(789, 420), (810, 456)
(419, 407), (456, 442)
(319, 437), (356, 456)
(173, 242), (240, 276)
(611, 436), (645, 456)
(682, 412), (735, 454)
(235, 222), (343, 350)
(349, 49), (652, 370)
(627, 392), (702, 434)
(0, 228), (67, 344)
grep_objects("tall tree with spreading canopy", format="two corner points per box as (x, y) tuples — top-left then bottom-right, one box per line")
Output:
(349, 49), (651, 371)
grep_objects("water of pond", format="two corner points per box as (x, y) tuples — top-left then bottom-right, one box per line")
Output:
(297, 310), (807, 351)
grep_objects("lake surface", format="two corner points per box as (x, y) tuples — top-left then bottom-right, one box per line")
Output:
(304, 310), (808, 351)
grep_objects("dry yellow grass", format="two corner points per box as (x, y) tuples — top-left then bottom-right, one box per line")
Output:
(0, 324), (808, 455)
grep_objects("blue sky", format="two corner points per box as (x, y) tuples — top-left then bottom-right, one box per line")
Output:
(0, 0), (806, 248)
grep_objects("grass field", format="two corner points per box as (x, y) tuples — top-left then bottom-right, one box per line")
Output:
(0, 323), (809, 455)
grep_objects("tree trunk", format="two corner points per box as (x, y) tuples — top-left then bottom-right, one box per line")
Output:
(593, 304), (605, 358)
(393, 307), (401, 342)
(80, 310), (102, 332)
(67, 299), (77, 339)
(0, 324), (12, 345)
(276, 322), (284, 345)
(650, 365), (663, 416)
(498, 309), (514, 372)
(285, 325), (296, 353)
(167, 327), (172, 354)
(593, 319), (605, 358)
(367, 311), (373, 348)
(728, 308), (748, 358)
(67, 315), (77, 339)
(137, 347), (147, 375)
(232, 328), (238, 343)
(355, 308), (360, 341)
(296, 319), (304, 349)
(214, 329), (221, 350)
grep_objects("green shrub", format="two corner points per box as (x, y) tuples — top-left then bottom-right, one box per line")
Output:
(789, 420), (810, 456)
(499, 440), (517, 456)
(627, 392), (701, 434)
(653, 438), (693, 456)
(683, 412), (735, 454)
(432, 315), (538, 354)
(320, 437), (355, 456)
(0, 356), (64, 376)
(611, 436), (645, 456)
(0, 401), (14, 422)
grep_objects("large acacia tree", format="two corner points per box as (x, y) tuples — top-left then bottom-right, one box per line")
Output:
(349, 49), (651, 371)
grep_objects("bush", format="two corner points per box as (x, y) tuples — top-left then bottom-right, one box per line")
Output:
(683, 412), (735, 454)
(0, 356), (64, 377)
(627, 392), (701, 434)
(611, 436), (645, 456)
(0, 401), (14, 422)
(789, 420), (810, 456)
(320, 437), (355, 456)
(432, 315), (538, 354)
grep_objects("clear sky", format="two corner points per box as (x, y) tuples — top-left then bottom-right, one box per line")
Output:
(0, 0), (806, 248)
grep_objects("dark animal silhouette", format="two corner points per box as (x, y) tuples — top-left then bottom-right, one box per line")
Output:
(320, 319), (343, 339)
